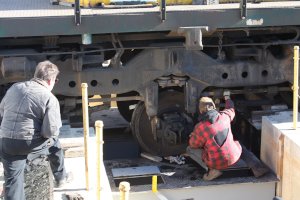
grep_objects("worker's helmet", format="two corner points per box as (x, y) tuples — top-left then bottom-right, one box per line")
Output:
(199, 97), (216, 113)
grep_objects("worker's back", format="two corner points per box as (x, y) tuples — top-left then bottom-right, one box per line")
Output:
(0, 80), (61, 140)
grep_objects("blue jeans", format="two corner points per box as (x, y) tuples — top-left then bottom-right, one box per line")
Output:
(0, 137), (66, 200)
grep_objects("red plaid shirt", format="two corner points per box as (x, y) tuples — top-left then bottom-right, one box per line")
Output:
(189, 100), (242, 170)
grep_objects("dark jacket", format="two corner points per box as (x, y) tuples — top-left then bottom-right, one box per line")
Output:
(0, 78), (62, 140)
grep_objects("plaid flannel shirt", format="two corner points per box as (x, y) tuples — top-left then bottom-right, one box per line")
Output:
(189, 99), (242, 170)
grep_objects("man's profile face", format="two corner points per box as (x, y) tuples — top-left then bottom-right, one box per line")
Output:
(48, 77), (57, 91)
(199, 105), (206, 114)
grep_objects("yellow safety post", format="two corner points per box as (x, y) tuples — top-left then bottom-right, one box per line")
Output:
(82, 0), (90, 7)
(152, 175), (158, 193)
(95, 120), (104, 200)
(89, 0), (103, 6)
(119, 181), (130, 200)
(293, 46), (299, 129)
(81, 83), (90, 190)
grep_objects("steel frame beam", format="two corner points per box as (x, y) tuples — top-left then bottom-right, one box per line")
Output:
(49, 47), (294, 97)
(1, 6), (300, 38)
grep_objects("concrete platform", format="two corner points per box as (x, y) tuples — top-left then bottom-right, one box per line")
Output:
(53, 157), (112, 200)
(55, 107), (278, 200)
(111, 182), (276, 200)
(104, 157), (276, 200)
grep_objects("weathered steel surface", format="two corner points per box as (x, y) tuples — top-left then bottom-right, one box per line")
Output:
(1, 1), (300, 37)
(51, 47), (294, 96)
(112, 166), (160, 177)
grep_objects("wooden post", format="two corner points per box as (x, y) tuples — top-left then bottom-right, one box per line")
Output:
(95, 120), (104, 200)
(119, 181), (130, 200)
(293, 46), (299, 130)
(81, 83), (89, 190)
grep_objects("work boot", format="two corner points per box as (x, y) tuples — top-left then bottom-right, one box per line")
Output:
(55, 172), (73, 188)
(202, 169), (222, 181)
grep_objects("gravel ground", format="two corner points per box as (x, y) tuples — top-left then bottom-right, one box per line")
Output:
(24, 158), (54, 200)
(0, 159), (54, 200)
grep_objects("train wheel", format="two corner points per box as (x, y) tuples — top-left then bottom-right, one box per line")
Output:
(116, 92), (139, 122)
(131, 91), (194, 156)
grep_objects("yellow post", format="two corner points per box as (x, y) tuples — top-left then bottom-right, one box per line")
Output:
(293, 46), (299, 130)
(119, 181), (130, 200)
(81, 83), (89, 190)
(82, 0), (89, 7)
(152, 175), (158, 193)
(95, 120), (104, 200)
(89, 0), (100, 6)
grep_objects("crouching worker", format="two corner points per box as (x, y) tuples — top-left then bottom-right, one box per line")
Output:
(0, 61), (70, 200)
(187, 92), (242, 181)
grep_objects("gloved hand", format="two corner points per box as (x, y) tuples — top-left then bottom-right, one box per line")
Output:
(223, 90), (230, 100)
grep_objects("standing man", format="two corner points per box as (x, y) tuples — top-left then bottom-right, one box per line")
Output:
(0, 60), (69, 200)
(187, 92), (242, 181)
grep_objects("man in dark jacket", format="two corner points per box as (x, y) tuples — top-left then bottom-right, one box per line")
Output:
(187, 93), (242, 181)
(0, 60), (68, 200)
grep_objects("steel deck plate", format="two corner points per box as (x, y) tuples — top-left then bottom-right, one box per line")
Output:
(112, 166), (160, 177)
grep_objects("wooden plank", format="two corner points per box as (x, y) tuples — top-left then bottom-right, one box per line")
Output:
(276, 134), (284, 197)
(282, 134), (300, 200)
(261, 115), (285, 196)
(241, 146), (269, 177)
(261, 116), (282, 174)
(261, 111), (300, 199)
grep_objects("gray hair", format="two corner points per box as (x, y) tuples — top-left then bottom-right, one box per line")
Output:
(34, 60), (59, 81)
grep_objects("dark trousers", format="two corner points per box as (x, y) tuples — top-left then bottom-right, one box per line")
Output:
(0, 137), (66, 200)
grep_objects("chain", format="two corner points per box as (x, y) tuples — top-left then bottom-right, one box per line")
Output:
(217, 31), (223, 60)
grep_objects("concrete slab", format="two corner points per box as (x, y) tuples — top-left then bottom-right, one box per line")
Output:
(105, 158), (276, 192)
(109, 172), (276, 200)
(53, 157), (113, 200)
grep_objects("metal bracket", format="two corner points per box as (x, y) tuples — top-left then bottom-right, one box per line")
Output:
(160, 0), (166, 22)
(111, 33), (124, 67)
(178, 26), (208, 50)
(145, 82), (158, 117)
(240, 0), (247, 19)
(185, 81), (198, 114)
(145, 82), (159, 141)
(75, 0), (81, 26)
(72, 54), (83, 72)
